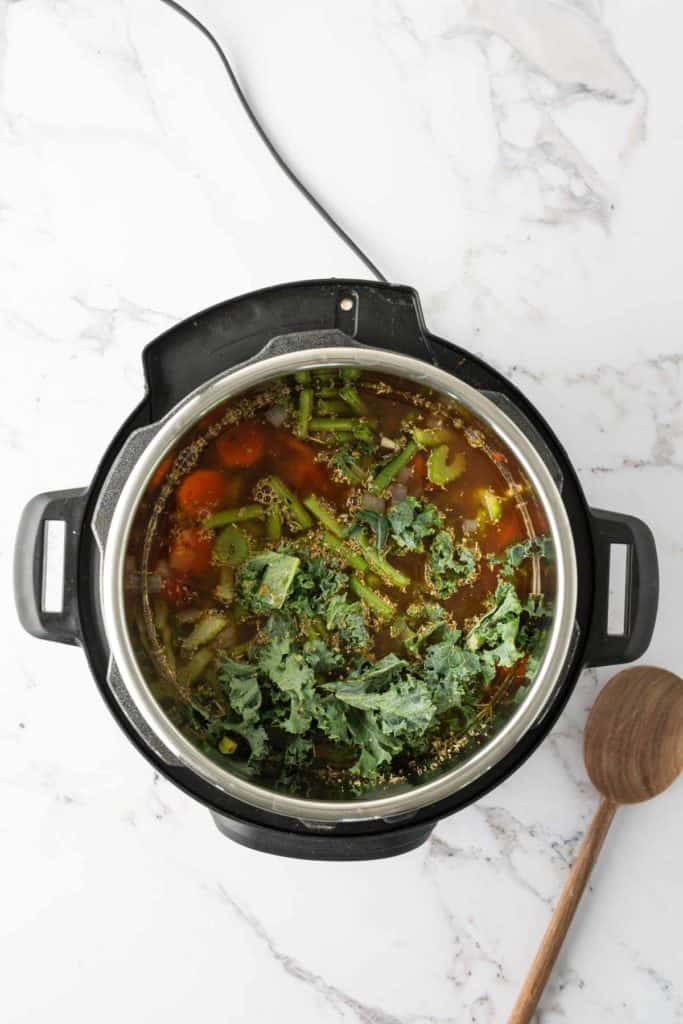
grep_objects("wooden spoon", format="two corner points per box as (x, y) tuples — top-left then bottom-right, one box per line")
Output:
(508, 665), (683, 1024)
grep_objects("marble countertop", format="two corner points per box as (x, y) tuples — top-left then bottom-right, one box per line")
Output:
(2, 1), (681, 1021)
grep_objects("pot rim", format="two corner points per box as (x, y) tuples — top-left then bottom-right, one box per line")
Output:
(96, 345), (578, 823)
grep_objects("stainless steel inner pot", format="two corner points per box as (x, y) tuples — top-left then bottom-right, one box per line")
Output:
(93, 341), (578, 824)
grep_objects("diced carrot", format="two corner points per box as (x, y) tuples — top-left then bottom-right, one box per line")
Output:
(216, 421), (267, 468)
(176, 469), (226, 518)
(149, 454), (173, 491)
(411, 452), (427, 481)
(168, 528), (213, 575)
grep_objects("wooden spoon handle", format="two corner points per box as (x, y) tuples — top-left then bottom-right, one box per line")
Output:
(508, 798), (618, 1024)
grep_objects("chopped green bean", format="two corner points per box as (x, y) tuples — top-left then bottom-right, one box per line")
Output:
(350, 575), (394, 619)
(266, 506), (282, 541)
(341, 367), (362, 381)
(370, 439), (419, 495)
(204, 504), (264, 528)
(303, 494), (344, 537)
(309, 417), (363, 432)
(355, 535), (410, 589)
(294, 370), (311, 384)
(268, 476), (313, 530)
(297, 387), (313, 437)
(321, 532), (368, 574)
(339, 385), (364, 414)
(317, 398), (350, 416)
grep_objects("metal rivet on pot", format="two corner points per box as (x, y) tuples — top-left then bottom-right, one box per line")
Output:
(339, 297), (354, 312)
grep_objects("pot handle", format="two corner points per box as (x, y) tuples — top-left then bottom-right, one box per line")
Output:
(585, 508), (658, 667)
(14, 488), (88, 646)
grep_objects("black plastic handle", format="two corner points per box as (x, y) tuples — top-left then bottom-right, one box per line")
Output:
(586, 508), (659, 667)
(14, 488), (88, 646)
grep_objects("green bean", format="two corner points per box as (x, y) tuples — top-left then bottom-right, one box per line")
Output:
(309, 417), (363, 432)
(339, 385), (364, 414)
(297, 387), (313, 437)
(266, 506), (282, 541)
(317, 397), (350, 416)
(355, 535), (410, 589)
(204, 504), (264, 529)
(341, 367), (362, 382)
(268, 476), (313, 530)
(370, 439), (419, 495)
(350, 575), (394, 619)
(295, 370), (311, 384)
(303, 494), (344, 537)
(320, 532), (368, 574)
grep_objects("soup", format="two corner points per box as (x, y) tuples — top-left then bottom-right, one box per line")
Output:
(125, 369), (553, 798)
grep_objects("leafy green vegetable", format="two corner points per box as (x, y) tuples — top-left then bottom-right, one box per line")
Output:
(326, 594), (370, 651)
(427, 531), (479, 598)
(346, 509), (390, 551)
(489, 536), (553, 579)
(288, 557), (345, 619)
(238, 552), (301, 612)
(329, 447), (366, 484)
(387, 497), (441, 551)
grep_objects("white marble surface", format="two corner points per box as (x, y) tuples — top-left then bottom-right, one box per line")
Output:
(1, 1), (681, 1021)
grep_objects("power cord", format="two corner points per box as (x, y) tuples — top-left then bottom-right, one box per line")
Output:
(158, 0), (389, 283)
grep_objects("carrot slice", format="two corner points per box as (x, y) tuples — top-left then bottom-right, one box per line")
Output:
(176, 469), (226, 518)
(169, 528), (213, 574)
(217, 421), (267, 468)
(279, 434), (329, 493)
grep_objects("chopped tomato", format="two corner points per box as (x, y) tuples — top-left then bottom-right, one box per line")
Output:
(169, 527), (213, 574)
(149, 454), (173, 491)
(176, 469), (226, 518)
(489, 509), (524, 552)
(280, 435), (328, 493)
(161, 572), (195, 608)
(216, 421), (267, 468)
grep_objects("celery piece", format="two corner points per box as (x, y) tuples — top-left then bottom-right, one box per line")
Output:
(370, 440), (419, 495)
(204, 504), (264, 529)
(427, 446), (466, 486)
(215, 566), (235, 605)
(355, 535), (410, 589)
(412, 427), (451, 448)
(480, 488), (503, 524)
(349, 575), (394, 619)
(213, 525), (249, 566)
(182, 613), (229, 651)
(256, 553), (300, 610)
(268, 476), (313, 530)
(178, 647), (213, 687)
(303, 494), (344, 537)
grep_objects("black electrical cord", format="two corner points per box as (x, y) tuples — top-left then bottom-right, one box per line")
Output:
(157, 0), (389, 283)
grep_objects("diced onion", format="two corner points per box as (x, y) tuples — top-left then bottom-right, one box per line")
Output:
(390, 483), (408, 503)
(462, 518), (479, 534)
(265, 405), (287, 428)
(380, 436), (397, 450)
(361, 493), (386, 513)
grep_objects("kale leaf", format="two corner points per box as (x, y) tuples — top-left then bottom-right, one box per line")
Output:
(346, 509), (390, 551)
(326, 594), (370, 651)
(427, 530), (479, 598)
(238, 552), (300, 612)
(387, 497), (441, 551)
(287, 557), (345, 619)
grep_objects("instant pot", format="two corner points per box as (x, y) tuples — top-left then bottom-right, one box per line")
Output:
(15, 279), (659, 859)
